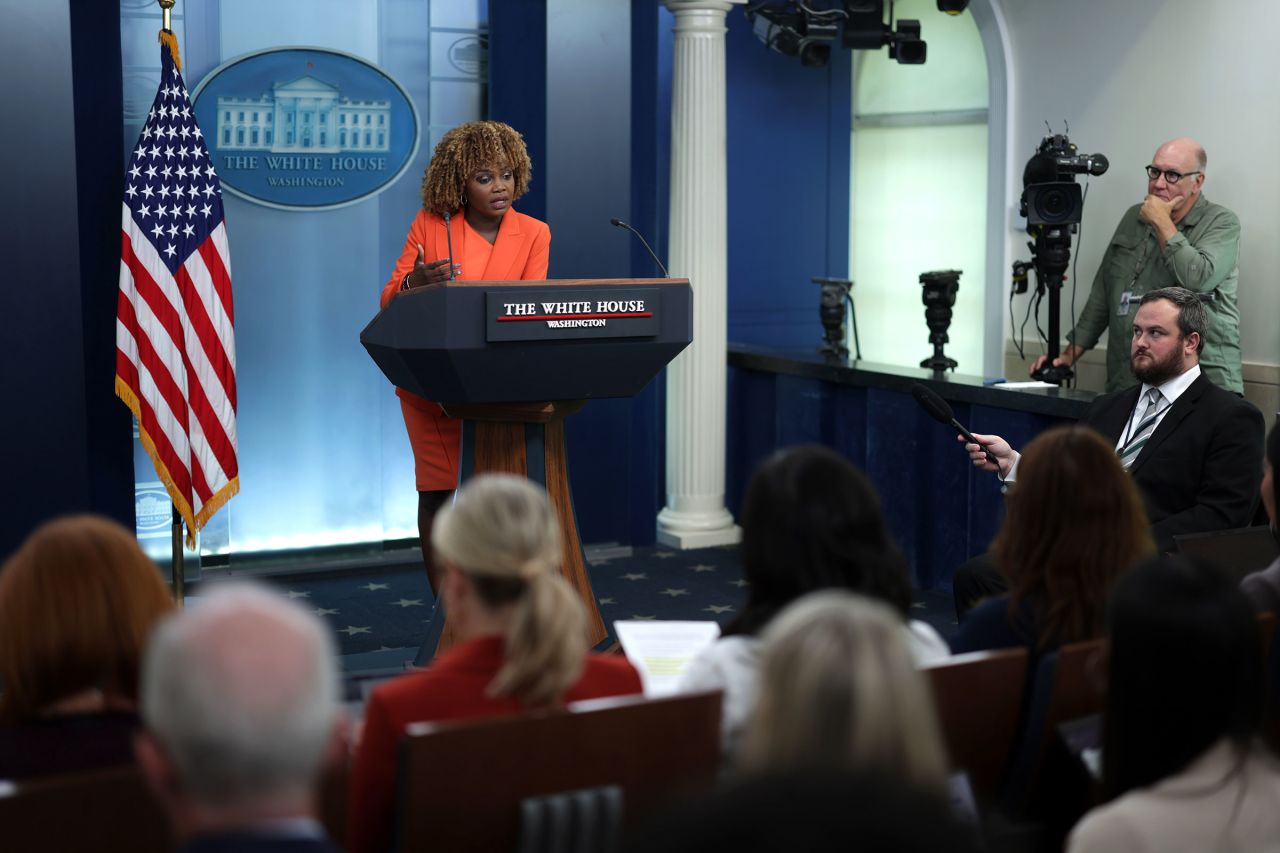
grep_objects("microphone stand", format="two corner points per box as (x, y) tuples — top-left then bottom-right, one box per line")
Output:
(443, 211), (457, 280)
(610, 217), (669, 278)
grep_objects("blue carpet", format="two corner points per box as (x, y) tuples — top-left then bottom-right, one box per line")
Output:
(194, 545), (959, 658)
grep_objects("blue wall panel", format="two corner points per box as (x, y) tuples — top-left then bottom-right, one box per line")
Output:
(774, 375), (832, 448)
(830, 385), (869, 470)
(726, 366), (779, 518)
(725, 12), (852, 351)
(865, 387), (925, 580)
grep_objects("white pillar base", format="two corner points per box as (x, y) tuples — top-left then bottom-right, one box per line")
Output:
(656, 503), (741, 549)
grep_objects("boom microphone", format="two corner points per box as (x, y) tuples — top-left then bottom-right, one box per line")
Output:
(910, 383), (999, 468)
(610, 217), (670, 278)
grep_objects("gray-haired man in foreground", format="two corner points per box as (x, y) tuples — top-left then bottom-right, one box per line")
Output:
(135, 583), (345, 853)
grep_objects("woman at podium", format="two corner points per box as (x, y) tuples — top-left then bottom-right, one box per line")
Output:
(379, 121), (551, 594)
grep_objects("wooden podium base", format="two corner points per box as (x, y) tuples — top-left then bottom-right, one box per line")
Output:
(427, 401), (606, 660)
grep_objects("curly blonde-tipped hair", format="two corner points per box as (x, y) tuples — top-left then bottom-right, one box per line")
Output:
(432, 474), (586, 707)
(419, 120), (533, 215)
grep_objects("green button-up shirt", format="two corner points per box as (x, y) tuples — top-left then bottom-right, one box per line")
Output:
(1067, 193), (1242, 393)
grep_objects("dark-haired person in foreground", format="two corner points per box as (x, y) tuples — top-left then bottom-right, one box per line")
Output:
(1240, 422), (1280, 612)
(677, 445), (949, 761)
(135, 584), (346, 853)
(1066, 555), (1280, 852)
(625, 769), (981, 853)
(963, 287), (1262, 559)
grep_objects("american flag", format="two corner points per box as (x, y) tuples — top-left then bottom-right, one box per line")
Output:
(116, 41), (238, 546)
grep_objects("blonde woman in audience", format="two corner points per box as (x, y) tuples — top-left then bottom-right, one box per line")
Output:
(741, 590), (950, 797)
(347, 474), (642, 853)
(0, 514), (174, 780)
(1067, 555), (1280, 853)
(678, 445), (949, 761)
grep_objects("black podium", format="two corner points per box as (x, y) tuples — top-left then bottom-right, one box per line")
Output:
(361, 278), (693, 656)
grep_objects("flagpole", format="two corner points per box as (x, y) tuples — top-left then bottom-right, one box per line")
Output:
(159, 0), (183, 607)
(120, 0), (238, 579)
(171, 507), (186, 607)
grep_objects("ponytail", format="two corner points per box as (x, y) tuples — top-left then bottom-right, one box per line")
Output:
(433, 474), (588, 707)
(491, 572), (587, 706)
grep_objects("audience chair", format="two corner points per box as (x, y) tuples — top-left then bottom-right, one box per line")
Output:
(391, 690), (722, 853)
(922, 647), (1028, 809)
(1001, 638), (1106, 818)
(0, 764), (170, 853)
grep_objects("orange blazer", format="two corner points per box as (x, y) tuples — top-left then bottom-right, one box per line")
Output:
(380, 207), (551, 309)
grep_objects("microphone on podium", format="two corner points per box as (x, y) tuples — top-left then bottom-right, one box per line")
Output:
(911, 383), (1000, 468)
(610, 217), (670, 278)
(442, 211), (457, 281)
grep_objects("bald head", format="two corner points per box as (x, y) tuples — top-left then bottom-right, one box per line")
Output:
(141, 583), (339, 806)
(1155, 137), (1207, 172)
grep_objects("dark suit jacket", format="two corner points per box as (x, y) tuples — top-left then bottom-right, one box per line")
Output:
(177, 830), (341, 853)
(1081, 372), (1264, 551)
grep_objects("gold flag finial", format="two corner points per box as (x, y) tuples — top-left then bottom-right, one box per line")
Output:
(157, 1), (181, 71)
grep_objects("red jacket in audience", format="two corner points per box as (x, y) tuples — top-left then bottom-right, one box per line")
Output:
(346, 634), (641, 853)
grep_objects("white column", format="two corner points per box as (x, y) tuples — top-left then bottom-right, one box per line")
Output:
(656, 0), (744, 549)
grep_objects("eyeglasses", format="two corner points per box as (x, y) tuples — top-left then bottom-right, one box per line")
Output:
(1145, 165), (1201, 184)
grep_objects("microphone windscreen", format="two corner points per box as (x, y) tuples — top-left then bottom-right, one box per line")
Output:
(610, 217), (625, 228)
(910, 383), (955, 425)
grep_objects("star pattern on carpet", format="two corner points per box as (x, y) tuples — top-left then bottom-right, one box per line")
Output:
(191, 544), (956, 663)
(690, 564), (716, 573)
(659, 588), (690, 597)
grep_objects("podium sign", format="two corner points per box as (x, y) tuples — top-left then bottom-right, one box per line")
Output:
(361, 278), (691, 404)
(486, 286), (661, 341)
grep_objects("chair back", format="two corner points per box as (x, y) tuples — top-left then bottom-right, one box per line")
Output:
(392, 690), (722, 853)
(922, 647), (1028, 808)
(1002, 638), (1106, 812)
(0, 764), (170, 853)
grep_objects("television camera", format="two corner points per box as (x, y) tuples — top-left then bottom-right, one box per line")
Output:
(1018, 132), (1108, 385)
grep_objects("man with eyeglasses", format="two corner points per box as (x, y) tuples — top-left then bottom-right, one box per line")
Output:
(1031, 137), (1242, 394)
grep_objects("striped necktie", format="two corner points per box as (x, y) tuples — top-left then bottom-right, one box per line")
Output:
(1118, 388), (1169, 470)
